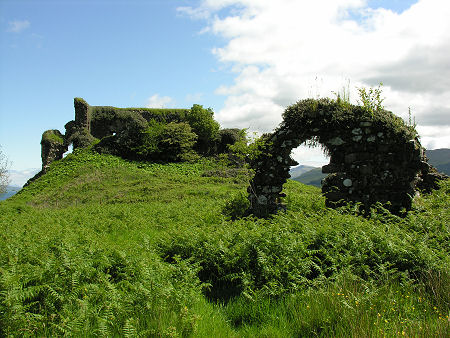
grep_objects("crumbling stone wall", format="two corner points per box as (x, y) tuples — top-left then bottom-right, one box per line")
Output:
(41, 130), (67, 173)
(74, 97), (91, 132)
(248, 98), (442, 217)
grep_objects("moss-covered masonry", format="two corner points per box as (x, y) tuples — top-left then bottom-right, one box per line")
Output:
(248, 98), (447, 217)
(35, 99), (192, 178)
(41, 130), (67, 172)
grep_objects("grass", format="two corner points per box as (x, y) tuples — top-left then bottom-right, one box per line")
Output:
(0, 149), (449, 336)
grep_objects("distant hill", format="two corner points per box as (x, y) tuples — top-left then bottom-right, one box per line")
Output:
(0, 186), (21, 201)
(289, 165), (316, 179)
(426, 148), (450, 175)
(292, 167), (325, 187)
(291, 148), (450, 187)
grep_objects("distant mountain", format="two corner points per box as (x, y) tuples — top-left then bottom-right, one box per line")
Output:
(0, 186), (21, 201)
(426, 148), (450, 175)
(289, 165), (317, 179)
(292, 168), (326, 187)
(291, 148), (450, 187)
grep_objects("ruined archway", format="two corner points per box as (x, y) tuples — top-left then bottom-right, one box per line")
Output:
(248, 98), (430, 217)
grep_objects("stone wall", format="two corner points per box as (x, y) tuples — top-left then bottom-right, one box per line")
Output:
(40, 130), (67, 173)
(39, 98), (190, 170)
(74, 97), (90, 132)
(248, 98), (444, 217)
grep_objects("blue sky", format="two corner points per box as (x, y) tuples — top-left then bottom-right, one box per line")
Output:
(1, 0), (450, 186)
(0, 0), (232, 174)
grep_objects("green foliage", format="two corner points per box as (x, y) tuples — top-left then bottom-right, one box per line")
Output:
(132, 119), (165, 159)
(185, 104), (220, 155)
(357, 82), (385, 116)
(91, 106), (188, 124)
(332, 79), (352, 108)
(42, 130), (64, 145)
(222, 191), (250, 220)
(283, 96), (418, 143)
(158, 122), (198, 162)
(216, 128), (246, 154)
(1, 150), (448, 336)
(74, 97), (88, 106)
(90, 107), (148, 140)
(128, 121), (199, 162)
(227, 130), (272, 168)
(67, 128), (97, 149)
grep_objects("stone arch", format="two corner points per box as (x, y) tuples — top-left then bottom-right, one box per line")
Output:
(248, 98), (428, 217)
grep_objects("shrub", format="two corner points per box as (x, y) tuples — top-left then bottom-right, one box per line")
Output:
(158, 122), (198, 162)
(216, 128), (246, 154)
(67, 128), (97, 149)
(222, 191), (250, 220)
(185, 104), (220, 155)
(131, 119), (166, 160)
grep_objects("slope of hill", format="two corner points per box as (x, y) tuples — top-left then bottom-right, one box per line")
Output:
(426, 148), (450, 175)
(292, 167), (326, 187)
(1, 149), (448, 337)
(289, 164), (316, 178)
(292, 148), (450, 187)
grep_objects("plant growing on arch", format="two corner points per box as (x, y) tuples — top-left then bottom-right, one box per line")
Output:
(357, 83), (385, 116)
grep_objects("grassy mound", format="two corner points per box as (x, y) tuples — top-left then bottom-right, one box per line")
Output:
(1, 149), (448, 336)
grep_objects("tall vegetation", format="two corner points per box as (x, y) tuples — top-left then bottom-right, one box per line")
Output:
(185, 104), (220, 155)
(0, 149), (448, 336)
(92, 104), (223, 161)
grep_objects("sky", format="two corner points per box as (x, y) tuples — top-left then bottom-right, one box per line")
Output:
(1, 0), (450, 186)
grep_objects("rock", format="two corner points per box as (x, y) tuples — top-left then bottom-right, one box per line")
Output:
(343, 179), (352, 187)
(327, 137), (346, 146)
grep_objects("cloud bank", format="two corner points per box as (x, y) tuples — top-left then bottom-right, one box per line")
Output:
(180, 0), (450, 159)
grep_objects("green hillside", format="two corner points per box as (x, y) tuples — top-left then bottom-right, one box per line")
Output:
(292, 167), (326, 187)
(1, 149), (449, 337)
(426, 149), (450, 175)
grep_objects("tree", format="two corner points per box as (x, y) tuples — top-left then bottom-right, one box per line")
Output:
(185, 104), (220, 155)
(0, 145), (10, 193)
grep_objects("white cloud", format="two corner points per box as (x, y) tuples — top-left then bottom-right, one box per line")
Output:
(8, 168), (39, 187)
(146, 94), (175, 108)
(7, 20), (30, 33)
(181, 0), (450, 165)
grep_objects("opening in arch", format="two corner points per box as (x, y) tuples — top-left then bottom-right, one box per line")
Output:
(63, 143), (73, 158)
(248, 98), (425, 217)
(289, 144), (330, 187)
